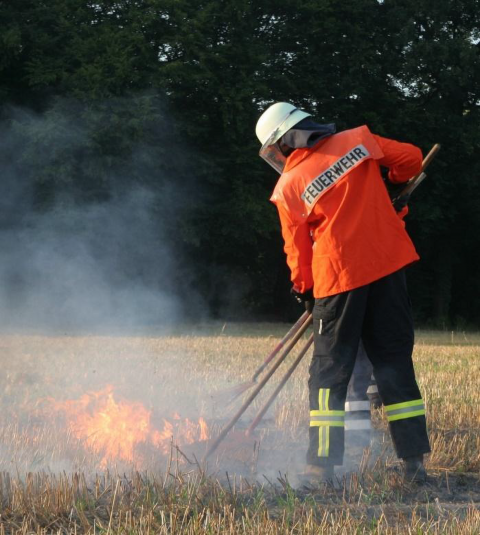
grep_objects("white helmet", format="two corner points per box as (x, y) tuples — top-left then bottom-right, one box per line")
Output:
(256, 102), (311, 173)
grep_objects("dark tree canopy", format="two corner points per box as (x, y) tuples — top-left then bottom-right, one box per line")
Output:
(1, 0), (479, 325)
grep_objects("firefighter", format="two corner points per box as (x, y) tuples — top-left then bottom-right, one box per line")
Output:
(256, 102), (430, 483)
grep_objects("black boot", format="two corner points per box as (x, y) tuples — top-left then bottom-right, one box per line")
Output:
(403, 454), (427, 484)
(301, 464), (335, 485)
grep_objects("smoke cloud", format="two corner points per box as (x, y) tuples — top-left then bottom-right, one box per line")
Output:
(0, 190), (185, 331)
(0, 98), (202, 332)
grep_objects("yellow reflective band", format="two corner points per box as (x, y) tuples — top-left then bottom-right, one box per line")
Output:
(316, 388), (336, 457)
(318, 388), (329, 411)
(310, 420), (345, 427)
(387, 409), (426, 422)
(326, 424), (330, 457)
(384, 399), (424, 412)
(310, 410), (345, 417)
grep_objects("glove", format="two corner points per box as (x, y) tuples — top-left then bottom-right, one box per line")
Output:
(290, 287), (314, 313)
(393, 193), (410, 212)
(383, 175), (410, 212)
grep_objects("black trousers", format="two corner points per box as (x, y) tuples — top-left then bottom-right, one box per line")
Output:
(307, 269), (430, 466)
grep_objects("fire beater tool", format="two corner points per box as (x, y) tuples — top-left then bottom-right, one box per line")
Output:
(216, 309), (310, 404)
(246, 332), (314, 436)
(203, 314), (313, 461)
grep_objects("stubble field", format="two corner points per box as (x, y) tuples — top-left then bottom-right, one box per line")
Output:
(0, 324), (479, 534)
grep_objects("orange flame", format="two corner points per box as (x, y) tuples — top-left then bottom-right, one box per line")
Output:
(47, 385), (209, 466)
(152, 416), (210, 455)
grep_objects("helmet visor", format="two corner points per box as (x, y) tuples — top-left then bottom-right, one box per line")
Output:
(259, 142), (286, 174)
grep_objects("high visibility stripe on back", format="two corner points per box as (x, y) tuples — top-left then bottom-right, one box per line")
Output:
(301, 145), (371, 209)
(270, 126), (385, 224)
(384, 399), (425, 422)
(310, 388), (345, 457)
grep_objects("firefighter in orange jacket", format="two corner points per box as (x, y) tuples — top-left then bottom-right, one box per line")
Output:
(256, 102), (430, 483)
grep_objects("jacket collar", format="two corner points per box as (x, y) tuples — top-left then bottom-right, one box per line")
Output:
(284, 138), (329, 173)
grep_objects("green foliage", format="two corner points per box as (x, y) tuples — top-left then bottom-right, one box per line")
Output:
(0, 0), (479, 323)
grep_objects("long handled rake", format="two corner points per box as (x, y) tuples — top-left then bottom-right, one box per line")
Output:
(203, 313), (312, 461)
(215, 310), (310, 404)
(246, 332), (314, 436)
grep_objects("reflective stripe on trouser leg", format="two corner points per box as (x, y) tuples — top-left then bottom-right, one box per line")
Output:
(383, 398), (429, 458)
(344, 400), (371, 431)
(310, 388), (345, 457)
(384, 399), (425, 422)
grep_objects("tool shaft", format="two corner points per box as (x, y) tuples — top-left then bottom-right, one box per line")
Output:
(396, 144), (441, 200)
(247, 332), (314, 436)
(203, 314), (313, 460)
(251, 310), (309, 383)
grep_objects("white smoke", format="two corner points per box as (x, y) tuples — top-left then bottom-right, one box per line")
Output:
(0, 189), (181, 331)
(0, 100), (203, 332)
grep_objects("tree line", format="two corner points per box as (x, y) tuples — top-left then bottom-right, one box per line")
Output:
(1, 0), (479, 326)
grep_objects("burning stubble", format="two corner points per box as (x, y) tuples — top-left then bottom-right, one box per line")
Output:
(0, 331), (310, 479)
(44, 385), (209, 467)
(0, 329), (479, 491)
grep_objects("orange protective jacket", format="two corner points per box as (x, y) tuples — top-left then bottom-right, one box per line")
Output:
(270, 126), (422, 298)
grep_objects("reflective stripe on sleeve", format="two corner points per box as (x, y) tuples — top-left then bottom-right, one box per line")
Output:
(384, 399), (425, 422)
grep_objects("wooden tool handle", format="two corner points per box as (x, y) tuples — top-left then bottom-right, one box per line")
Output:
(419, 143), (441, 174)
(395, 143), (441, 200)
(252, 310), (309, 382)
(246, 333), (314, 436)
(203, 314), (313, 461)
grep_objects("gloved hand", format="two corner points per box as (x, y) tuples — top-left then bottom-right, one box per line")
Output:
(393, 193), (410, 212)
(383, 176), (410, 212)
(290, 287), (314, 313)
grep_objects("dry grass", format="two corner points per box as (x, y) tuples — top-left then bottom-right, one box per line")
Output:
(0, 325), (478, 533)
